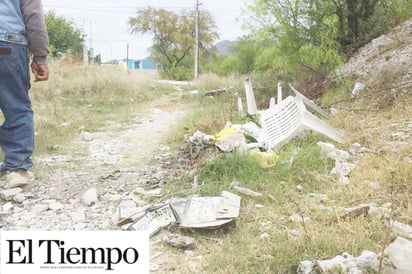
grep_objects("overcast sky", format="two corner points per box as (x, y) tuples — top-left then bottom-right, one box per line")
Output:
(42, 0), (252, 62)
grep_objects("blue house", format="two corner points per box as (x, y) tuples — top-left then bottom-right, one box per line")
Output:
(127, 59), (158, 70)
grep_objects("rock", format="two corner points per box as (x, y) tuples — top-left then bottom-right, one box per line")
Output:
(260, 233), (270, 239)
(13, 193), (27, 203)
(31, 204), (49, 214)
(365, 180), (381, 189)
(0, 188), (23, 201)
(81, 131), (94, 141)
(150, 264), (160, 272)
(70, 210), (87, 222)
(184, 250), (195, 256)
(73, 223), (88, 230)
(287, 229), (301, 238)
(1, 202), (14, 212)
(388, 220), (412, 238)
(81, 188), (98, 206)
(331, 161), (356, 177)
(108, 194), (123, 201)
(298, 250), (379, 273)
(164, 234), (196, 249)
(383, 237), (412, 273)
(48, 202), (64, 211)
(288, 213), (311, 224)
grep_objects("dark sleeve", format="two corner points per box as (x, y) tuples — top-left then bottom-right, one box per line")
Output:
(20, 0), (49, 64)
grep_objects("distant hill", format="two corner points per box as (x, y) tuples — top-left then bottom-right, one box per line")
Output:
(215, 40), (236, 56)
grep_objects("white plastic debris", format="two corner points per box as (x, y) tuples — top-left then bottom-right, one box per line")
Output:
(351, 82), (365, 96)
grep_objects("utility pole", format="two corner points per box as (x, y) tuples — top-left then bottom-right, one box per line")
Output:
(194, 0), (200, 79)
(89, 22), (94, 64)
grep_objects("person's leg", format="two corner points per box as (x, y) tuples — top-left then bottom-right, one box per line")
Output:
(0, 42), (34, 187)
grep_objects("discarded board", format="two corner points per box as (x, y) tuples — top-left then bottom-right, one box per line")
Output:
(170, 191), (241, 229)
(128, 191), (241, 236)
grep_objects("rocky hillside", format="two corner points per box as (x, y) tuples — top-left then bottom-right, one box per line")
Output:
(341, 19), (412, 87)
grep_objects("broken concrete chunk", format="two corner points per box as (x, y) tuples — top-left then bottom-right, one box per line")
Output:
(31, 204), (49, 214)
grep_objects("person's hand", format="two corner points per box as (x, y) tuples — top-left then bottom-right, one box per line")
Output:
(30, 61), (49, 82)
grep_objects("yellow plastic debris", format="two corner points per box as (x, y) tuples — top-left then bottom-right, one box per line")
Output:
(210, 124), (237, 141)
(249, 148), (278, 168)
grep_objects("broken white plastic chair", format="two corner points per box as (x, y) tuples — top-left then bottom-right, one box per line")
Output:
(244, 78), (258, 115)
(260, 91), (345, 150)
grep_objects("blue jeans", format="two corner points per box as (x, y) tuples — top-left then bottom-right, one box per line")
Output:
(0, 41), (33, 173)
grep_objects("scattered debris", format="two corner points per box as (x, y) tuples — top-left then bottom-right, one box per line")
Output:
(318, 141), (355, 184)
(189, 80), (345, 160)
(298, 250), (380, 273)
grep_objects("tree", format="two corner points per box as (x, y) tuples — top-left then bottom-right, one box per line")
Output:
(45, 11), (84, 58)
(244, 0), (409, 94)
(129, 7), (219, 77)
(247, 0), (342, 87)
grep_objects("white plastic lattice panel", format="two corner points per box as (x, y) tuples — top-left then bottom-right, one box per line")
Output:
(260, 96), (303, 149)
(260, 94), (345, 149)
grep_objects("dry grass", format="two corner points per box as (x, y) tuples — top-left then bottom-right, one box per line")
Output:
(28, 60), (159, 156)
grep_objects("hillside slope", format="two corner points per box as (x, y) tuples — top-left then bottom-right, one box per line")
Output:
(341, 19), (412, 87)
(331, 17), (411, 250)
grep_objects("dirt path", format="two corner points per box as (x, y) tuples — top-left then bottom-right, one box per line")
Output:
(0, 90), (210, 272)
(1, 94), (188, 228)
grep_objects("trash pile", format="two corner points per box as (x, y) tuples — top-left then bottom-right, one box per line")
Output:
(192, 80), (345, 157)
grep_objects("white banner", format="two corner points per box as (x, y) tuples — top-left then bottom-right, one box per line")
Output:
(0, 230), (149, 274)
